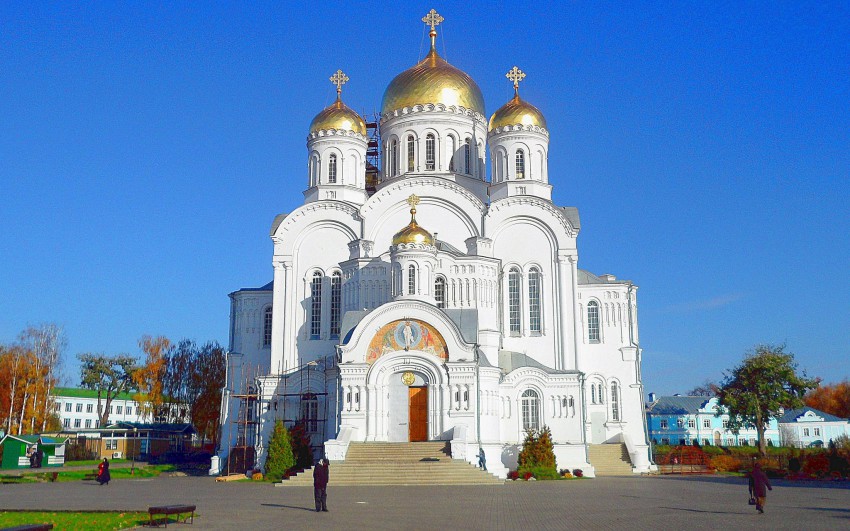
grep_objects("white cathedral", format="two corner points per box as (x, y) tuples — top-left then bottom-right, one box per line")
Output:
(217, 11), (652, 478)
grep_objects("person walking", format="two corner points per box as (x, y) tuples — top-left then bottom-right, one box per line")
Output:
(97, 457), (111, 486)
(748, 461), (772, 514)
(313, 458), (329, 512)
(478, 447), (487, 471)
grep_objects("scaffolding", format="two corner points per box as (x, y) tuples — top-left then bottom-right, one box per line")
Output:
(363, 111), (381, 195)
(223, 356), (336, 475)
(268, 356), (335, 460)
(225, 362), (260, 475)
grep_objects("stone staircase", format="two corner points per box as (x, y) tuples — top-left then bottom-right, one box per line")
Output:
(277, 442), (503, 486)
(588, 443), (633, 476)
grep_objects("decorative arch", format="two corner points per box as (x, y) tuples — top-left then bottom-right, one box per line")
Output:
(365, 319), (448, 365)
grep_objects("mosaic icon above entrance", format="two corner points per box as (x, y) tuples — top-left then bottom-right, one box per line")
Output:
(366, 319), (448, 364)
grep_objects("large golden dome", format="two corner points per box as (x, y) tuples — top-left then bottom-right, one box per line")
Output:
(392, 195), (434, 246)
(382, 44), (484, 115)
(489, 93), (547, 131)
(309, 96), (367, 136)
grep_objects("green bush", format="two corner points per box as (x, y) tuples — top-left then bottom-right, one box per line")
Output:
(701, 445), (725, 456)
(264, 420), (295, 481)
(521, 465), (560, 480)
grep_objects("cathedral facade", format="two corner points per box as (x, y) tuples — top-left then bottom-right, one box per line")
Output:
(218, 11), (652, 478)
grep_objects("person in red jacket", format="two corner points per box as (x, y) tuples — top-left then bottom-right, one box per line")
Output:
(313, 458), (329, 512)
(748, 461), (772, 514)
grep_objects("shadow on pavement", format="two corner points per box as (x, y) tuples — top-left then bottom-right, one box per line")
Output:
(261, 503), (316, 512)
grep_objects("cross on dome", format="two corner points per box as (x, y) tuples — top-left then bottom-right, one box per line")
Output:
(422, 9), (444, 49)
(330, 69), (349, 95)
(407, 194), (420, 213)
(506, 66), (526, 95)
(422, 9), (444, 31)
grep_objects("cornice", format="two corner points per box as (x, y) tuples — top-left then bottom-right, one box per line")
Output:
(381, 103), (487, 126)
(275, 200), (362, 236)
(487, 196), (578, 238)
(362, 176), (486, 218)
(487, 123), (549, 138)
(307, 129), (369, 142)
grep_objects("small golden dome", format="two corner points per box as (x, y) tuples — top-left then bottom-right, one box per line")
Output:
(489, 66), (546, 132)
(488, 93), (547, 132)
(392, 195), (434, 246)
(309, 96), (367, 135)
(382, 46), (484, 115)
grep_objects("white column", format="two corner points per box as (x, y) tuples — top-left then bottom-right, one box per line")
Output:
(283, 260), (298, 372)
(556, 256), (571, 371)
(569, 255), (580, 371)
(270, 261), (287, 374)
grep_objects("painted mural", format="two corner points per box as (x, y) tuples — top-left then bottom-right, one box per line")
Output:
(366, 319), (448, 364)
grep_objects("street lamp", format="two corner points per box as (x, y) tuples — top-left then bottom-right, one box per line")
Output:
(131, 427), (138, 475)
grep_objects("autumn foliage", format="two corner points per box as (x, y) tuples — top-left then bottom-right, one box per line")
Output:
(805, 380), (850, 419)
(0, 325), (65, 435)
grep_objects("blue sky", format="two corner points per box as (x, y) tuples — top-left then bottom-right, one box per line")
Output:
(1, 2), (848, 396)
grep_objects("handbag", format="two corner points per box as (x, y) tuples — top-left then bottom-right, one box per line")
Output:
(748, 497), (756, 506)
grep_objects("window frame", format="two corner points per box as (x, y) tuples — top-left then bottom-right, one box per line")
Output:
(310, 271), (322, 339)
(328, 153), (338, 183)
(528, 267), (542, 334)
(435, 276), (446, 308)
(330, 272), (342, 338)
(407, 135), (415, 172)
(516, 148), (525, 179)
(508, 267), (521, 334)
(521, 389), (541, 431)
(587, 301), (601, 342)
(408, 264), (417, 295)
(425, 134), (436, 171)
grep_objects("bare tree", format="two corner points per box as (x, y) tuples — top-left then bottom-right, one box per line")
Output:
(687, 379), (720, 397)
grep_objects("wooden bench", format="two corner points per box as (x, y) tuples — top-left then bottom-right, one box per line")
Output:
(148, 504), (196, 528)
(83, 470), (98, 481)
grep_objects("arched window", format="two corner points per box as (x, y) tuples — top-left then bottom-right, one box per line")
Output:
(590, 384), (597, 404)
(611, 382), (620, 421)
(528, 267), (541, 333)
(300, 393), (319, 433)
(407, 135), (415, 172)
(435, 276), (446, 308)
(328, 153), (337, 183)
(508, 267), (521, 334)
(587, 301), (600, 342)
(521, 389), (540, 431)
(310, 271), (322, 339)
(263, 306), (273, 347)
(391, 139), (399, 176)
(464, 138), (471, 174)
(425, 134), (435, 171)
(330, 272), (341, 338)
(516, 149), (525, 179)
(448, 135), (456, 171)
(408, 264), (417, 295)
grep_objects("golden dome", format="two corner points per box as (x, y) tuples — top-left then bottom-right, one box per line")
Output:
(309, 95), (367, 135)
(488, 93), (547, 131)
(392, 195), (434, 246)
(489, 66), (546, 132)
(382, 43), (484, 115)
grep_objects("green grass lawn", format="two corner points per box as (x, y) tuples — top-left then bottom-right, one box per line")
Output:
(65, 458), (130, 467)
(1, 464), (176, 483)
(0, 511), (152, 530)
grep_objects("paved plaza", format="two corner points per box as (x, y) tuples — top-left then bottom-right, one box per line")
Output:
(1, 474), (849, 530)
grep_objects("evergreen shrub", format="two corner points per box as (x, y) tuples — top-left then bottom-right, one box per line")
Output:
(265, 420), (295, 481)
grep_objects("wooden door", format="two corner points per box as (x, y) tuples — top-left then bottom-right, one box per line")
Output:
(408, 386), (428, 442)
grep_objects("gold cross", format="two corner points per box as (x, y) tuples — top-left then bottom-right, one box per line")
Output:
(506, 66), (526, 91)
(329, 69), (349, 94)
(407, 194), (421, 208)
(422, 9), (444, 31)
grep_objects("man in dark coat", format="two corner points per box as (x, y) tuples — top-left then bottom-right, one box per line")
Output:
(749, 461), (772, 514)
(313, 458), (329, 512)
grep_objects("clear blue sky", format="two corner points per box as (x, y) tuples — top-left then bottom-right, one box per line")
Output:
(2, 2), (848, 396)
